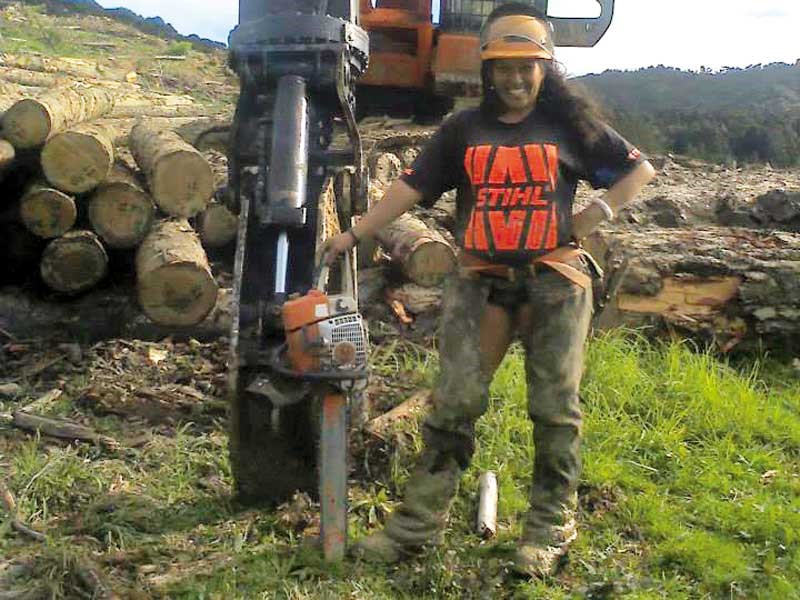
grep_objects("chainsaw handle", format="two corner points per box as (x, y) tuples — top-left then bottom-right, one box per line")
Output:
(314, 247), (355, 297)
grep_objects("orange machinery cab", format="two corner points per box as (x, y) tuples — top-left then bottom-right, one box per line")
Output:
(358, 0), (435, 90)
(358, 0), (486, 105)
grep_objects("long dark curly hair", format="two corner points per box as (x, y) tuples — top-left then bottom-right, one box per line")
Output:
(480, 2), (607, 150)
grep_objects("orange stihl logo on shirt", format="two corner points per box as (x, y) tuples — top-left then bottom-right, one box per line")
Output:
(463, 144), (559, 252)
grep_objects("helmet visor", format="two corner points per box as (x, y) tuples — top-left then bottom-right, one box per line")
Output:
(480, 15), (555, 61)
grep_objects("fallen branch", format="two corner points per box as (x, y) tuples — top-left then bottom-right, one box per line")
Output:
(18, 389), (62, 414)
(0, 482), (47, 542)
(10, 412), (119, 450)
(365, 390), (431, 440)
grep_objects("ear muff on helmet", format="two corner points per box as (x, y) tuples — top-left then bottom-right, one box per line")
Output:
(480, 15), (555, 61)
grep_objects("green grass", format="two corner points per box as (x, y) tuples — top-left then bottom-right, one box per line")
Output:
(2, 331), (799, 598)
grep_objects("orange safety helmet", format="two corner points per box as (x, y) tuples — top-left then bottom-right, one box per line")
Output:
(479, 14), (555, 61)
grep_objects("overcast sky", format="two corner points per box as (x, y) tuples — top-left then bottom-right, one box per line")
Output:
(95, 0), (800, 76)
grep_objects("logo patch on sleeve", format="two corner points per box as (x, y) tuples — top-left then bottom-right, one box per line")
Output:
(627, 148), (642, 161)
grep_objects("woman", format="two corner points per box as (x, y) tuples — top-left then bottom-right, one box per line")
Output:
(324, 2), (656, 578)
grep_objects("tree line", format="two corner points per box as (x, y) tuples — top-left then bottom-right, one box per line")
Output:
(579, 63), (800, 166)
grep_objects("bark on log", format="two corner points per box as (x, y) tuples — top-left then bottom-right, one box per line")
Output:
(40, 230), (109, 294)
(369, 152), (402, 186)
(586, 226), (800, 355)
(385, 283), (443, 314)
(365, 391), (431, 440)
(0, 67), (59, 88)
(41, 121), (117, 193)
(197, 201), (237, 248)
(130, 121), (214, 218)
(375, 212), (456, 287)
(1, 86), (116, 149)
(88, 163), (155, 248)
(19, 182), (77, 239)
(136, 219), (218, 326)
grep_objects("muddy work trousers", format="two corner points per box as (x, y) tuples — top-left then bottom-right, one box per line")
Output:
(383, 262), (593, 547)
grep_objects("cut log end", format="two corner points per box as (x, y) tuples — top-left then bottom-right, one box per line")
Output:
(20, 185), (77, 239)
(2, 99), (51, 149)
(40, 231), (108, 294)
(406, 241), (457, 287)
(137, 262), (218, 326)
(41, 130), (114, 193)
(136, 220), (218, 326)
(151, 150), (214, 217)
(89, 183), (155, 249)
(197, 202), (238, 248)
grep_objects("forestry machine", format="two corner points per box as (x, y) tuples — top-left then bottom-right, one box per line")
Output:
(226, 0), (615, 562)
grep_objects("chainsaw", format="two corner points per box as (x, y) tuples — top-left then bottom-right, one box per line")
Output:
(226, 0), (369, 562)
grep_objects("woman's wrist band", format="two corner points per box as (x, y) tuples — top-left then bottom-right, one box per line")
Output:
(591, 198), (614, 221)
(347, 228), (360, 246)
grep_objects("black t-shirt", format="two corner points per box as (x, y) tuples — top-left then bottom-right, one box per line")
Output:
(401, 107), (644, 265)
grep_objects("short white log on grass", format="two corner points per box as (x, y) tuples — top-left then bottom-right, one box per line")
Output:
(136, 219), (218, 327)
(130, 121), (214, 218)
(40, 230), (108, 294)
(197, 201), (238, 248)
(41, 121), (118, 193)
(1, 85), (116, 149)
(88, 163), (155, 249)
(19, 182), (77, 239)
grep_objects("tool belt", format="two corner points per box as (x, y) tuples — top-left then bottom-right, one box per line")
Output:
(458, 246), (595, 290)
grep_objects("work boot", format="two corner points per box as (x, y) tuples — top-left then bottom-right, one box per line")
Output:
(512, 502), (578, 578)
(351, 446), (463, 564)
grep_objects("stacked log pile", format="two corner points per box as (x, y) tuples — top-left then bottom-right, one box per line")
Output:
(0, 76), (229, 329)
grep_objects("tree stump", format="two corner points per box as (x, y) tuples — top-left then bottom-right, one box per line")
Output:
(136, 219), (218, 326)
(40, 230), (108, 294)
(19, 182), (77, 239)
(88, 163), (155, 249)
(129, 121), (214, 218)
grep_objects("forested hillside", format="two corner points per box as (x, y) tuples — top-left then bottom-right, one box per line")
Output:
(579, 64), (800, 166)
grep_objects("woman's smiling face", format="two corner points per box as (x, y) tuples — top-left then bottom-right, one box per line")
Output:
(490, 58), (546, 117)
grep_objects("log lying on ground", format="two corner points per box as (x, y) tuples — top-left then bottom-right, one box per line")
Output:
(385, 283), (443, 314)
(40, 230), (109, 294)
(375, 212), (456, 287)
(0, 67), (59, 88)
(1, 85), (116, 149)
(130, 121), (214, 218)
(0, 53), (107, 79)
(197, 201), (237, 248)
(136, 219), (218, 326)
(0, 285), (231, 342)
(19, 182), (77, 238)
(587, 226), (800, 354)
(88, 163), (155, 248)
(41, 121), (118, 193)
